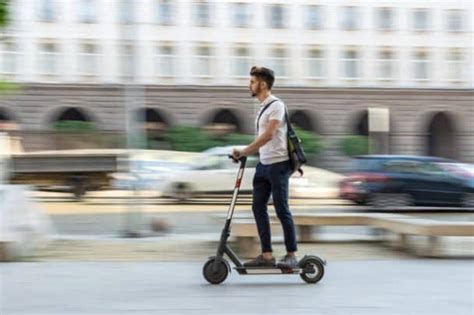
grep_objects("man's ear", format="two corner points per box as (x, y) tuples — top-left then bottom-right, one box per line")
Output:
(260, 81), (267, 90)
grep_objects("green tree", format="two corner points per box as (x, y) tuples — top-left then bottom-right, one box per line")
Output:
(340, 135), (373, 157)
(0, 1), (18, 96)
(0, 1), (8, 28)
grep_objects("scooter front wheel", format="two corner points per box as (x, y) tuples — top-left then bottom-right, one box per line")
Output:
(203, 257), (229, 285)
(299, 256), (325, 284)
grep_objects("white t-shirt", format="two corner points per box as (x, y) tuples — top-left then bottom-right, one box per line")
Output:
(255, 95), (289, 165)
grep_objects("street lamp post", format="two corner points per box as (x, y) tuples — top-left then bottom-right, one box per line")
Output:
(120, 3), (147, 238)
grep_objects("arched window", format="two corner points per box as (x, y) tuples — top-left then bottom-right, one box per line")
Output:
(54, 107), (92, 122)
(354, 110), (368, 136)
(289, 110), (316, 132)
(135, 107), (170, 144)
(427, 112), (457, 159)
(209, 109), (242, 133)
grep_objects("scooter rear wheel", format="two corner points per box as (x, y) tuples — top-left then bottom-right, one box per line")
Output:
(299, 256), (325, 284)
(203, 257), (229, 285)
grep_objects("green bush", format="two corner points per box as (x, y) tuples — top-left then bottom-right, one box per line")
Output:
(165, 126), (219, 152)
(53, 120), (97, 133)
(340, 135), (373, 157)
(293, 128), (323, 156)
(0, 81), (18, 94)
(164, 126), (325, 156)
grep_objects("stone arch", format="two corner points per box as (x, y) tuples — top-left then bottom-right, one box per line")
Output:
(0, 107), (20, 131)
(134, 107), (171, 143)
(0, 107), (12, 121)
(49, 107), (98, 133)
(52, 107), (94, 123)
(206, 108), (243, 134)
(49, 106), (97, 124)
(425, 111), (458, 159)
(352, 110), (369, 136)
(135, 107), (171, 126)
(288, 110), (321, 133)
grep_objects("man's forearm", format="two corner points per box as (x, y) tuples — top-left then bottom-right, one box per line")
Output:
(242, 132), (272, 156)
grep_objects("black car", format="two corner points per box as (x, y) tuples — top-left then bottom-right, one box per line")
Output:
(340, 155), (474, 208)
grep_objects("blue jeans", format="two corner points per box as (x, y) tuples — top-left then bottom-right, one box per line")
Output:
(252, 160), (297, 253)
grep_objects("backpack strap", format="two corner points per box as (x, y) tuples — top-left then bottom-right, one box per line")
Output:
(256, 99), (279, 133)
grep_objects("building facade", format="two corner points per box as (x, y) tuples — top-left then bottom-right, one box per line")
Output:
(0, 0), (473, 170)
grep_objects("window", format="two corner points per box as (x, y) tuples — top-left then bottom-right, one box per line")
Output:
(305, 48), (325, 78)
(267, 4), (285, 29)
(413, 50), (429, 80)
(268, 47), (287, 77)
(231, 46), (251, 77)
(78, 43), (99, 77)
(305, 5), (323, 30)
(193, 45), (213, 76)
(383, 160), (420, 173)
(446, 50), (464, 81)
(341, 50), (359, 78)
(155, 45), (175, 77)
(446, 10), (463, 32)
(120, 0), (134, 24)
(376, 8), (394, 30)
(0, 41), (17, 75)
(157, 0), (174, 26)
(120, 44), (134, 78)
(232, 3), (250, 28)
(38, 42), (59, 75)
(78, 0), (96, 23)
(376, 50), (394, 80)
(419, 162), (446, 176)
(341, 6), (358, 30)
(38, 0), (56, 22)
(413, 9), (430, 31)
(194, 2), (211, 27)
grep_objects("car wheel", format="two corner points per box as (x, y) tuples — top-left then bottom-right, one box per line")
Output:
(370, 193), (412, 209)
(173, 183), (193, 202)
(462, 193), (474, 208)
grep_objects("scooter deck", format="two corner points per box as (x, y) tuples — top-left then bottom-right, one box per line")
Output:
(234, 266), (303, 275)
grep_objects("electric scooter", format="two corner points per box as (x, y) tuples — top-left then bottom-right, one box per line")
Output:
(202, 155), (326, 284)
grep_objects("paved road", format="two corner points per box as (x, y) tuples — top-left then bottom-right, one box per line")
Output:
(1, 260), (473, 315)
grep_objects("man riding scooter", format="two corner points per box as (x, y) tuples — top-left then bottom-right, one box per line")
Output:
(232, 66), (298, 269)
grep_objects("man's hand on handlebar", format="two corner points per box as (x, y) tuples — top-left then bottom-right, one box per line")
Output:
(230, 149), (245, 163)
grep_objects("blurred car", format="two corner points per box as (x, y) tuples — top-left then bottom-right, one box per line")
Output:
(111, 146), (254, 198)
(339, 155), (474, 208)
(112, 146), (343, 201)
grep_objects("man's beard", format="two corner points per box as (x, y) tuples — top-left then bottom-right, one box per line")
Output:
(250, 86), (259, 97)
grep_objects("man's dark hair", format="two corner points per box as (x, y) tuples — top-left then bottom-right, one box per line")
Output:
(250, 66), (275, 90)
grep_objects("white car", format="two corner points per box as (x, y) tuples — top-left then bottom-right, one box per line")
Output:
(112, 146), (343, 201)
(160, 146), (258, 200)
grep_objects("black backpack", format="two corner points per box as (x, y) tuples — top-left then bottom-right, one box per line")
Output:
(257, 99), (307, 176)
(284, 109), (307, 176)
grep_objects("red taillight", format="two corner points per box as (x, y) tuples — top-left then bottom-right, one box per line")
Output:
(347, 173), (388, 183)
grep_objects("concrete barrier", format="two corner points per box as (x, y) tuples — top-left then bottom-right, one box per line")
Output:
(0, 185), (55, 261)
(224, 213), (474, 258)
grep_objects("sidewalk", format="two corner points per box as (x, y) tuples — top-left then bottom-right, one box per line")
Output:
(25, 234), (432, 262)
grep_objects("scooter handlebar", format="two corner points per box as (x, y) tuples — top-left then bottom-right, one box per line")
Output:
(228, 154), (247, 164)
